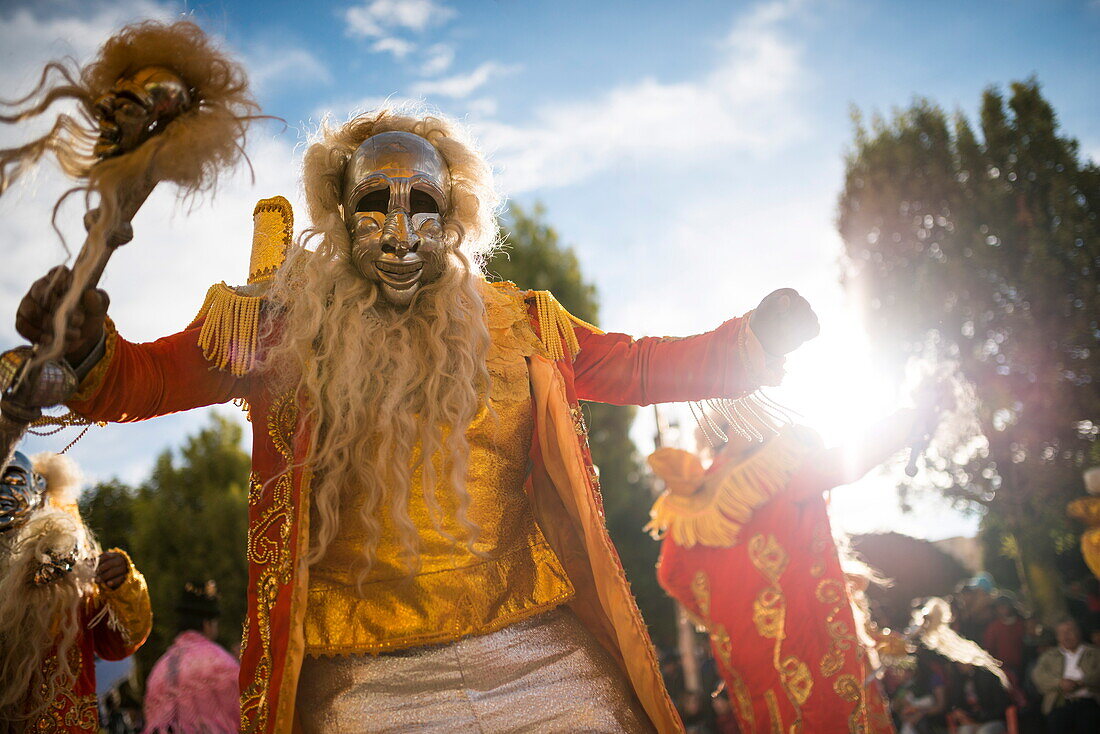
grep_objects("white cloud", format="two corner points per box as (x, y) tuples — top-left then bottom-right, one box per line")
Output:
(344, 0), (455, 60)
(420, 43), (455, 75)
(248, 47), (333, 91)
(345, 0), (453, 37)
(476, 0), (807, 194)
(410, 61), (518, 99)
(371, 36), (415, 59)
(465, 97), (498, 117)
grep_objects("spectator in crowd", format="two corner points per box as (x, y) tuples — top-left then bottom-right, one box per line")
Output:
(947, 661), (1011, 734)
(892, 652), (948, 734)
(1031, 618), (1100, 733)
(954, 576), (996, 643)
(142, 581), (240, 734)
(982, 594), (1027, 687)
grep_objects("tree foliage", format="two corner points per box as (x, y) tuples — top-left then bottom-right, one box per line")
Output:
(838, 80), (1099, 616)
(80, 479), (137, 554)
(80, 414), (250, 673)
(490, 203), (676, 647)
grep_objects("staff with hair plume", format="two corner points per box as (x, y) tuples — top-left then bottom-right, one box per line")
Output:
(0, 450), (152, 732)
(0, 19), (258, 468)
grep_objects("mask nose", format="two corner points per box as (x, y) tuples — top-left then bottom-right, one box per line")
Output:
(380, 209), (419, 257)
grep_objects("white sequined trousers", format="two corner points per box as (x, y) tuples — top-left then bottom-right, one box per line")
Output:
(297, 606), (656, 733)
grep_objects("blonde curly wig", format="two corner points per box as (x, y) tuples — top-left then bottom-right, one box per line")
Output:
(263, 109), (501, 579)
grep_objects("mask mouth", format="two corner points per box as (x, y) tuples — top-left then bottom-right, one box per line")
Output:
(373, 255), (424, 290)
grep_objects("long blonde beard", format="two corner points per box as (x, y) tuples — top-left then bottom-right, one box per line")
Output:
(0, 509), (99, 725)
(265, 249), (491, 580)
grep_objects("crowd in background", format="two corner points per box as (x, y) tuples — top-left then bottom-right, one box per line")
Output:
(658, 573), (1100, 734)
(882, 574), (1100, 734)
(89, 570), (1100, 733)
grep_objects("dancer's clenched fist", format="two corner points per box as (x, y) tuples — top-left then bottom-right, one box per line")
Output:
(749, 288), (820, 356)
(15, 266), (109, 365)
(96, 551), (130, 590)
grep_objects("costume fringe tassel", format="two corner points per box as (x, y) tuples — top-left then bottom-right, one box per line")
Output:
(646, 430), (807, 549)
(689, 392), (796, 447)
(531, 290), (602, 360)
(192, 282), (262, 377)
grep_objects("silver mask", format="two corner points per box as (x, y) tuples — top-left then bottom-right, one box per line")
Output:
(343, 131), (451, 307)
(0, 451), (44, 535)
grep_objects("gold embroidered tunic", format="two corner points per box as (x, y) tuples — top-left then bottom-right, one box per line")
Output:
(304, 285), (575, 655)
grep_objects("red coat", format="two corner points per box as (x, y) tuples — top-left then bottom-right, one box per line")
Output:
(652, 429), (895, 734)
(31, 551), (152, 733)
(70, 281), (776, 734)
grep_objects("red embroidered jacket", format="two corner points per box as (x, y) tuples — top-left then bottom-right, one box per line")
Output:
(70, 282), (775, 733)
(652, 429), (895, 734)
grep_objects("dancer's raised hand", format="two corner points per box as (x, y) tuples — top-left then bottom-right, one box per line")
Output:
(15, 266), (109, 365)
(749, 288), (819, 356)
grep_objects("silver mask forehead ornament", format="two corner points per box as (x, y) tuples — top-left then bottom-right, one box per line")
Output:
(0, 451), (45, 535)
(343, 131), (452, 307)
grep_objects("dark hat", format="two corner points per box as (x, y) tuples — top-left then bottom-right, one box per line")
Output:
(176, 579), (221, 619)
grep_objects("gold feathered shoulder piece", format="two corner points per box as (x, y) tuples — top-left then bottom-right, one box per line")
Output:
(646, 425), (820, 548)
(189, 195), (293, 376)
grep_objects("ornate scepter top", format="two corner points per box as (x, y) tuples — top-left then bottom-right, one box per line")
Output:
(0, 20), (261, 465)
(0, 19), (257, 196)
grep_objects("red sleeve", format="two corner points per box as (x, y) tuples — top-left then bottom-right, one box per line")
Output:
(656, 542), (700, 617)
(84, 552), (153, 660)
(82, 600), (147, 662)
(571, 316), (778, 406)
(785, 447), (859, 503)
(68, 320), (247, 422)
(88, 614), (137, 661)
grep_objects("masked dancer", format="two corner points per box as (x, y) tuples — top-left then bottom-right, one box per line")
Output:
(0, 450), (151, 732)
(647, 394), (949, 733)
(16, 109), (820, 733)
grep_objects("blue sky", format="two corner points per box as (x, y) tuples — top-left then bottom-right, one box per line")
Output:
(1, 0), (1098, 541)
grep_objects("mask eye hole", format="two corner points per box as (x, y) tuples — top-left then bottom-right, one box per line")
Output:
(410, 189), (439, 215)
(356, 189), (390, 214)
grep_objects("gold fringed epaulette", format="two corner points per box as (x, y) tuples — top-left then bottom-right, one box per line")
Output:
(193, 282), (263, 376)
(189, 195), (293, 376)
(529, 290), (603, 361)
(645, 427), (813, 548)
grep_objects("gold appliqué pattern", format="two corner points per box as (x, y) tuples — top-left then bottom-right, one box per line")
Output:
(780, 655), (813, 706)
(816, 579), (851, 677)
(711, 624), (756, 732)
(33, 693), (99, 733)
(32, 648), (98, 732)
(569, 405), (588, 435)
(240, 390), (298, 734)
(764, 689), (784, 734)
(833, 674), (869, 734)
(749, 535), (788, 640)
(749, 534), (789, 582)
(691, 571), (711, 618)
(748, 533), (811, 729)
(752, 587), (786, 639)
